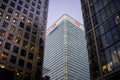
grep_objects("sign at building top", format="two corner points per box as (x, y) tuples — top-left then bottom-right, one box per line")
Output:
(46, 14), (83, 35)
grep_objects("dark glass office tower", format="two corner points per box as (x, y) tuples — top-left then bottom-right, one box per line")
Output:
(0, 0), (49, 80)
(80, 0), (120, 80)
(43, 14), (90, 80)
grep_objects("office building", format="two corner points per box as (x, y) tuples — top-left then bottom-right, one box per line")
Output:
(80, 0), (120, 80)
(43, 14), (90, 80)
(0, 0), (49, 80)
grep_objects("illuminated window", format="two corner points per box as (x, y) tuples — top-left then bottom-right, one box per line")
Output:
(7, 33), (14, 41)
(2, 21), (8, 28)
(15, 37), (21, 44)
(27, 19), (32, 24)
(17, 29), (23, 36)
(12, 18), (18, 24)
(15, 12), (19, 17)
(115, 14), (120, 25)
(5, 15), (11, 20)
(0, 29), (6, 37)
(21, 15), (26, 21)
(13, 46), (19, 53)
(10, 25), (16, 32)
(0, 11), (3, 17)
(10, 55), (16, 64)
(23, 40), (28, 48)
(20, 49), (26, 57)
(0, 39), (3, 46)
(1, 52), (8, 60)
(16, 70), (23, 78)
(4, 42), (11, 50)
(30, 44), (35, 51)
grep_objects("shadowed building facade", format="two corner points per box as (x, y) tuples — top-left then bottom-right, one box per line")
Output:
(43, 14), (90, 80)
(80, 0), (120, 80)
(0, 0), (49, 80)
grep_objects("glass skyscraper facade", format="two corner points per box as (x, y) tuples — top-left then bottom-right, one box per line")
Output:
(43, 14), (90, 80)
(80, 0), (120, 80)
(0, 0), (49, 80)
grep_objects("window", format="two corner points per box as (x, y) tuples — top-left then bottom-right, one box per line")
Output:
(2, 21), (8, 28)
(7, 33), (14, 41)
(1, 52), (8, 60)
(18, 59), (24, 67)
(30, 7), (34, 12)
(29, 44), (35, 51)
(17, 29), (23, 36)
(0, 29), (6, 37)
(0, 11), (3, 17)
(23, 40), (28, 48)
(17, 6), (21, 11)
(10, 55), (17, 64)
(29, 13), (33, 18)
(5, 15), (11, 20)
(26, 0), (30, 3)
(0, 39), (3, 46)
(31, 36), (36, 43)
(114, 13), (120, 25)
(35, 16), (39, 21)
(3, 0), (9, 3)
(38, 0), (41, 4)
(20, 49), (27, 57)
(106, 31), (114, 46)
(37, 5), (40, 9)
(15, 12), (20, 17)
(13, 46), (19, 53)
(1, 4), (6, 10)
(23, 9), (27, 14)
(10, 25), (16, 32)
(32, 28), (37, 35)
(26, 25), (31, 32)
(4, 42), (11, 50)
(19, 22), (25, 28)
(21, 15), (26, 21)
(10, 2), (15, 7)
(36, 10), (40, 15)
(25, 3), (29, 9)
(34, 22), (38, 28)
(32, 1), (35, 6)
(24, 32), (29, 39)
(27, 19), (32, 24)
(8, 8), (13, 14)
(28, 52), (33, 60)
(109, 1), (117, 13)
(15, 37), (21, 44)
(19, 0), (23, 5)
(111, 28), (120, 42)
(26, 62), (32, 70)
(12, 18), (18, 25)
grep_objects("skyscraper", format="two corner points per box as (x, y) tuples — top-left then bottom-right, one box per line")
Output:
(43, 14), (90, 80)
(0, 0), (49, 80)
(80, 0), (120, 80)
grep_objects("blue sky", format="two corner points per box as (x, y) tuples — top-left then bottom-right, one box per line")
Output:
(47, 0), (83, 28)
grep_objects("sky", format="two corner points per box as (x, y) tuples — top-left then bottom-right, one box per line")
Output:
(47, 0), (83, 28)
